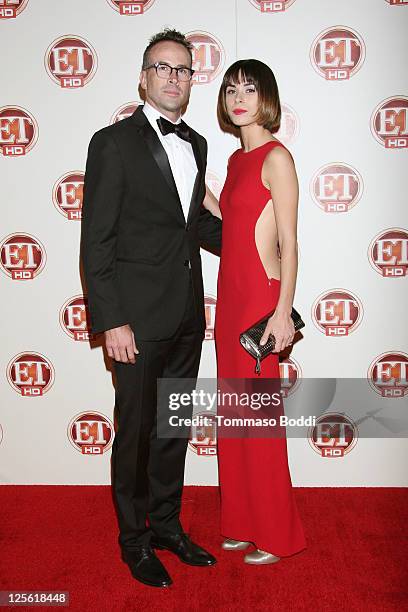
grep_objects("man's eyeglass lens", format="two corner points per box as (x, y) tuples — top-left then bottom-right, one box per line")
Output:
(149, 63), (194, 82)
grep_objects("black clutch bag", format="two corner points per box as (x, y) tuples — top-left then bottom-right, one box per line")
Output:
(239, 307), (305, 375)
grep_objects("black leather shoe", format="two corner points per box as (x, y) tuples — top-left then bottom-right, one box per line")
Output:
(121, 545), (172, 587)
(151, 532), (216, 566)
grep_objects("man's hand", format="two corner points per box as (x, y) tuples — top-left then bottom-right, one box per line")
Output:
(105, 324), (139, 364)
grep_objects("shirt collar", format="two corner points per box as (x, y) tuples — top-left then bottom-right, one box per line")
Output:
(142, 101), (182, 131)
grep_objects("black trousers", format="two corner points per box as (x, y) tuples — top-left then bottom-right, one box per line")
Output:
(112, 275), (204, 550)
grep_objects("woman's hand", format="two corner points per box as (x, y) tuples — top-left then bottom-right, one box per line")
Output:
(259, 311), (295, 353)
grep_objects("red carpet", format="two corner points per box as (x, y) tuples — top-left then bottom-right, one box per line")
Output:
(0, 486), (406, 611)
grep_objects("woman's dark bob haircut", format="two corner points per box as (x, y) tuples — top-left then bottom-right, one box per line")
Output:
(217, 59), (281, 134)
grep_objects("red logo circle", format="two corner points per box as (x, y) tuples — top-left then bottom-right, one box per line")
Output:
(368, 228), (408, 277)
(186, 31), (225, 85)
(279, 357), (302, 398)
(204, 295), (216, 341)
(308, 413), (358, 457)
(59, 295), (95, 341)
(0, 0), (29, 19)
(109, 101), (141, 124)
(0, 233), (46, 280)
(370, 96), (408, 149)
(0, 106), (38, 156)
(188, 412), (217, 456)
(106, 0), (155, 14)
(310, 26), (365, 80)
(276, 103), (299, 145)
(368, 352), (408, 398)
(68, 412), (114, 454)
(312, 289), (363, 336)
(45, 36), (98, 88)
(248, 0), (297, 11)
(7, 352), (54, 396)
(53, 171), (84, 220)
(310, 163), (363, 213)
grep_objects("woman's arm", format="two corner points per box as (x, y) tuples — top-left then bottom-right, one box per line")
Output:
(203, 184), (222, 219)
(260, 145), (299, 352)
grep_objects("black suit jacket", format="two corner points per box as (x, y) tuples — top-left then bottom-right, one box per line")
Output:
(80, 105), (222, 340)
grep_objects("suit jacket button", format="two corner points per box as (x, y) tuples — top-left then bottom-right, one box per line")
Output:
(184, 259), (190, 267)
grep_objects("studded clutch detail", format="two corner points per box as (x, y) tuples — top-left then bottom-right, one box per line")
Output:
(239, 307), (305, 375)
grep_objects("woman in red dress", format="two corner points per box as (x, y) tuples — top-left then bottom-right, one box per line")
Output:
(208, 59), (306, 564)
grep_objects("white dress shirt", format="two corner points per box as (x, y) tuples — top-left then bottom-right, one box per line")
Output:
(142, 102), (198, 222)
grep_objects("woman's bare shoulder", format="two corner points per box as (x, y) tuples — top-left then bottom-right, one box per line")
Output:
(263, 142), (295, 173)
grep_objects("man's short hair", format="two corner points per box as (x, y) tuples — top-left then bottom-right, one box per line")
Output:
(142, 28), (193, 69)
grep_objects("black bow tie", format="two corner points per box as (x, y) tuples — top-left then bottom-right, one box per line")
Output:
(157, 116), (191, 142)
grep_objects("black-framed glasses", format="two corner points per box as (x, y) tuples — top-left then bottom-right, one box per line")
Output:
(145, 62), (195, 82)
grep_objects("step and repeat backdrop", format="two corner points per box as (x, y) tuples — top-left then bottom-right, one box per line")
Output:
(1, 0), (407, 486)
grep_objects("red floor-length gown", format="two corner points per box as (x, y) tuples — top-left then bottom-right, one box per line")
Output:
(215, 141), (306, 557)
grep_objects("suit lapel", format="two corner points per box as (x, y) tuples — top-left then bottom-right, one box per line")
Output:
(131, 106), (183, 220)
(141, 122), (181, 202)
(131, 106), (204, 227)
(186, 131), (204, 225)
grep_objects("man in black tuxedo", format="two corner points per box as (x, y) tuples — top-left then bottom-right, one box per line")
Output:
(81, 29), (221, 588)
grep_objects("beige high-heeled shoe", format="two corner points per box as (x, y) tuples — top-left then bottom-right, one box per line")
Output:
(244, 549), (280, 564)
(221, 538), (251, 551)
